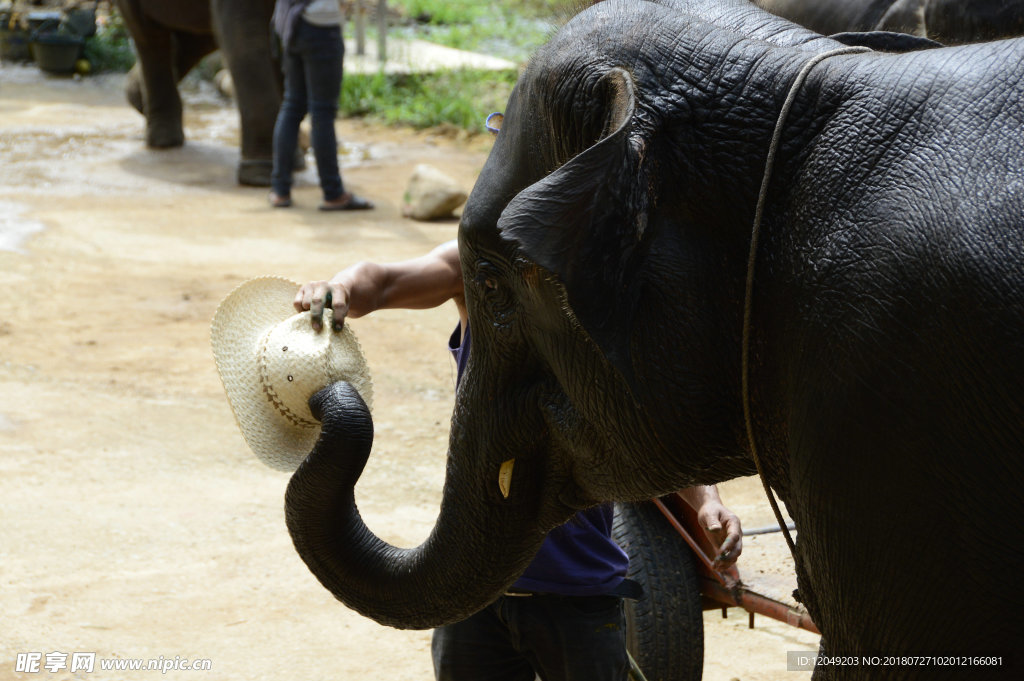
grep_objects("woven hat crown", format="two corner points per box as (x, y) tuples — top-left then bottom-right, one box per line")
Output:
(259, 312), (373, 429)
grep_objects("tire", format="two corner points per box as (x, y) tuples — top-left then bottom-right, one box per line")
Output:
(613, 501), (703, 681)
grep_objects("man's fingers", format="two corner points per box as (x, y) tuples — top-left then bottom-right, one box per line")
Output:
(308, 285), (329, 331)
(296, 280), (351, 332)
(294, 285), (311, 312)
(325, 290), (345, 331)
(328, 286), (352, 331)
(719, 533), (739, 555)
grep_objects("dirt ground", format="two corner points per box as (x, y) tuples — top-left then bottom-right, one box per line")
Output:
(0, 64), (820, 681)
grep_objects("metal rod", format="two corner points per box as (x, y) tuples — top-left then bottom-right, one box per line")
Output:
(702, 579), (821, 635)
(742, 522), (796, 536)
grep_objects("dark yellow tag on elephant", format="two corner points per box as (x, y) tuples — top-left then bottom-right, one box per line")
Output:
(498, 459), (515, 499)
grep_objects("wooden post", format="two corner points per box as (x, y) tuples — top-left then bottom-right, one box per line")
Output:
(376, 0), (386, 62)
(354, 0), (366, 56)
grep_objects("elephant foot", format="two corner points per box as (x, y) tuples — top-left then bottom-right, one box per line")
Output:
(146, 123), (185, 149)
(238, 159), (273, 187)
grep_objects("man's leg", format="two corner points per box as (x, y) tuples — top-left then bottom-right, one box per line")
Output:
(516, 595), (629, 681)
(300, 22), (344, 202)
(432, 600), (536, 681)
(270, 32), (307, 200)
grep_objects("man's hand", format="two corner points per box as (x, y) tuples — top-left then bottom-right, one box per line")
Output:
(678, 485), (743, 570)
(294, 262), (387, 332)
(696, 498), (743, 570)
(294, 278), (351, 332)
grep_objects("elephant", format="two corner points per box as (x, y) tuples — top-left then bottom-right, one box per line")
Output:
(281, 0), (1024, 676)
(754, 0), (1024, 44)
(115, 0), (284, 186)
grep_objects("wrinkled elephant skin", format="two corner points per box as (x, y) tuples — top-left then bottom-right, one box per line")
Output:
(115, 0), (281, 186)
(282, 1), (1024, 677)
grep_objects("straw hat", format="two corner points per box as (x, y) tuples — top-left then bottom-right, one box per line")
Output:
(210, 276), (373, 472)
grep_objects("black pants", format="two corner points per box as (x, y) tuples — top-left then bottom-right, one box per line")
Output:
(432, 594), (629, 681)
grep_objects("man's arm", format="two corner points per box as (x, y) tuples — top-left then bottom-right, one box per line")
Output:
(294, 240), (465, 331)
(677, 485), (743, 569)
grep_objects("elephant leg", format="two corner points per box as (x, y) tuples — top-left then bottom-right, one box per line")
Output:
(212, 0), (283, 186)
(115, 0), (182, 147)
(136, 39), (185, 147)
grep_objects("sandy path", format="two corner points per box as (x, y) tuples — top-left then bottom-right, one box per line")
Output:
(0, 64), (818, 681)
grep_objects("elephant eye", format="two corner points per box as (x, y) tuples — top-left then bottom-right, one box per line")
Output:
(473, 260), (501, 293)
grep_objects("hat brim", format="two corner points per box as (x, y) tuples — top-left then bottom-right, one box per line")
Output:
(210, 276), (372, 471)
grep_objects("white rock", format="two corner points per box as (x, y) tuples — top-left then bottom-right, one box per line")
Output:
(402, 164), (467, 221)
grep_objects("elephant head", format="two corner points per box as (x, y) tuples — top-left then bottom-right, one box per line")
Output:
(283, 0), (811, 629)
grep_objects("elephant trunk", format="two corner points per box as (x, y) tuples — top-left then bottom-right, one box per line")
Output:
(284, 381), (546, 629)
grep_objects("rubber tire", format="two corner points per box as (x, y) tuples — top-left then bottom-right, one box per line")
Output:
(613, 501), (704, 681)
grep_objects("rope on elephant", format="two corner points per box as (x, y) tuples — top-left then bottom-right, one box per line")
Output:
(741, 44), (872, 560)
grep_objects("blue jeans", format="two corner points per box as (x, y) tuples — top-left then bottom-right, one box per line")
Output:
(271, 18), (344, 201)
(431, 594), (629, 681)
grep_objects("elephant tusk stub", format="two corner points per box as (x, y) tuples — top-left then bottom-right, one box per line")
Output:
(498, 459), (515, 499)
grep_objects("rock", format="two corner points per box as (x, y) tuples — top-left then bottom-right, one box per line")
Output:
(402, 164), (467, 221)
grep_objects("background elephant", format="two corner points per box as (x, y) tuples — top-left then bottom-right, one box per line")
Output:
(752, 0), (903, 34)
(279, 0), (1024, 677)
(754, 0), (1024, 44)
(115, 0), (283, 185)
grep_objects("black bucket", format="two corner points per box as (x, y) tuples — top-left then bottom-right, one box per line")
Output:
(0, 28), (31, 62)
(0, 9), (31, 62)
(30, 21), (83, 74)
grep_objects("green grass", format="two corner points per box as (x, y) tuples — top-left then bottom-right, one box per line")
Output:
(341, 68), (519, 132)
(386, 0), (574, 62)
(339, 2), (581, 132)
(391, 0), (490, 25)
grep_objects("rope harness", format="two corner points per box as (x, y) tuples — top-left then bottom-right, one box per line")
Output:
(742, 46), (871, 558)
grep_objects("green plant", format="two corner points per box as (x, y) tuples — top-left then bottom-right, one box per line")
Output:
(341, 68), (519, 132)
(82, 7), (135, 72)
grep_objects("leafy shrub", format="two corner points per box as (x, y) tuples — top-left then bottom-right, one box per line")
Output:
(82, 7), (135, 72)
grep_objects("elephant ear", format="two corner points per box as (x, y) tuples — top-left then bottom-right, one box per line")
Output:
(499, 68), (647, 386)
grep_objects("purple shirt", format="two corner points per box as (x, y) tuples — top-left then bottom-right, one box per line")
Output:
(448, 324), (629, 596)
